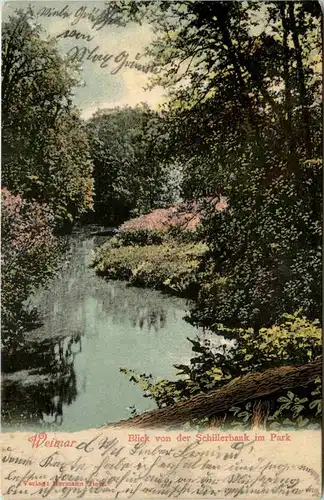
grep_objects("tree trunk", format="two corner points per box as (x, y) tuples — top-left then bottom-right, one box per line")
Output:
(288, 3), (312, 158)
(280, 3), (297, 174)
(107, 359), (321, 429)
(251, 400), (271, 430)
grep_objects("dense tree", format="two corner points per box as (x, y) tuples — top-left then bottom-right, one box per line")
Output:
(120, 1), (322, 328)
(2, 9), (94, 226)
(86, 104), (182, 224)
(1, 189), (62, 349)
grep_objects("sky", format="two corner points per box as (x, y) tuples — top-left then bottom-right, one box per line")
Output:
(2, 1), (167, 119)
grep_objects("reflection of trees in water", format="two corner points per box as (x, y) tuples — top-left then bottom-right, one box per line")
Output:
(130, 304), (167, 332)
(1, 333), (82, 428)
(96, 284), (178, 333)
(1, 305), (43, 353)
(2, 231), (192, 428)
(33, 233), (184, 335)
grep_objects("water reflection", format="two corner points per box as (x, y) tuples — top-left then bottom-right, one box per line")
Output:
(2, 333), (82, 429)
(30, 234), (182, 338)
(1, 228), (208, 432)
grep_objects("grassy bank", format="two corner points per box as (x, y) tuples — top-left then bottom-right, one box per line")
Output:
(92, 235), (207, 298)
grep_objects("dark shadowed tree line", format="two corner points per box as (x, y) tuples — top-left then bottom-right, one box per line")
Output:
(121, 0), (322, 329)
(114, 0), (322, 427)
(86, 104), (182, 225)
(2, 8), (93, 348)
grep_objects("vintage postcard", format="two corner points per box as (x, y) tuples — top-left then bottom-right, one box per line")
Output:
(1, 1), (322, 499)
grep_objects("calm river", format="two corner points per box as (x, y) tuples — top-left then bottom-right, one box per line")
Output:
(2, 227), (227, 432)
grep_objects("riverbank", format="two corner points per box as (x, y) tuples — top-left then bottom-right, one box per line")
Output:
(92, 236), (207, 298)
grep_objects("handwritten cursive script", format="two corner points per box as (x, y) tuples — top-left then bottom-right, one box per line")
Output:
(66, 46), (161, 75)
(1, 429), (321, 499)
(37, 4), (124, 31)
(36, 3), (162, 77)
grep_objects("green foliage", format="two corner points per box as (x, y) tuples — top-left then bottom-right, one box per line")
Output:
(227, 380), (322, 431)
(93, 240), (207, 297)
(86, 105), (181, 224)
(118, 229), (165, 246)
(268, 386), (318, 429)
(121, 312), (321, 427)
(2, 9), (94, 226)
(107, 227), (199, 248)
(228, 402), (253, 430)
(166, 224), (202, 243)
(120, 1), (322, 330)
(112, 1), (322, 428)
(191, 157), (322, 330)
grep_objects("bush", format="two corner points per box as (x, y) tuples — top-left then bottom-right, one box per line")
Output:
(105, 227), (201, 248)
(93, 241), (207, 297)
(118, 228), (165, 246)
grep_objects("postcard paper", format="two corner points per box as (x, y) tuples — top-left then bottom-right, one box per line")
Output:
(1, 1), (322, 499)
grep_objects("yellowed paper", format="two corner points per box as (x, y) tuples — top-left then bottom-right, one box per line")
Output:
(1, 430), (321, 499)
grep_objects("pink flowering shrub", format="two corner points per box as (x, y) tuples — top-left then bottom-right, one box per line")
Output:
(2, 188), (60, 346)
